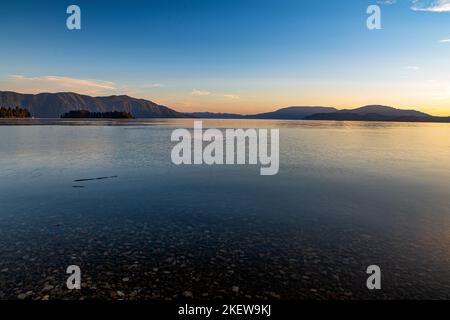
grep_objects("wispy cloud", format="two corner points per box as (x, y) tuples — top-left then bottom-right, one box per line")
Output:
(377, 0), (397, 5)
(141, 83), (165, 88)
(439, 38), (450, 42)
(405, 66), (420, 70)
(411, 0), (450, 12)
(8, 75), (116, 95)
(223, 94), (240, 100)
(191, 89), (211, 97)
(190, 89), (240, 101)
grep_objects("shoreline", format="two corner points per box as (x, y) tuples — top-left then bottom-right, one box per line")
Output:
(2, 117), (450, 126)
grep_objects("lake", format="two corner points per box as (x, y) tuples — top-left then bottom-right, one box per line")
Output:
(0, 119), (449, 300)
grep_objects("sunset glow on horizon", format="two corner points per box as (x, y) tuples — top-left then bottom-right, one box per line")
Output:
(1, 0), (450, 116)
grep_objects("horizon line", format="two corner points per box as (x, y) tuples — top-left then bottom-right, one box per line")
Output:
(1, 89), (449, 118)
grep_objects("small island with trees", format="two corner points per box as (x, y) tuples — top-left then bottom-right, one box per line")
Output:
(0, 106), (32, 118)
(61, 110), (135, 119)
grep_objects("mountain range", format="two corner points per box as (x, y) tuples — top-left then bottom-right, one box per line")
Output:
(187, 105), (450, 122)
(1, 91), (449, 123)
(187, 107), (339, 120)
(0, 91), (184, 118)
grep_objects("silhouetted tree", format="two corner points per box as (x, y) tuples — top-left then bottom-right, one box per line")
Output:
(61, 110), (134, 119)
(0, 106), (31, 118)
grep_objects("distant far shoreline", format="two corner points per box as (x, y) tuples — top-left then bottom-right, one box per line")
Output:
(1, 91), (450, 123)
(185, 105), (450, 123)
(2, 117), (450, 126)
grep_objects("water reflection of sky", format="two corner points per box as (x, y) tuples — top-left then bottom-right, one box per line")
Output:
(0, 119), (449, 299)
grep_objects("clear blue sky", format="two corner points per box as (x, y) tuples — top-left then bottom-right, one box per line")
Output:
(1, 0), (450, 114)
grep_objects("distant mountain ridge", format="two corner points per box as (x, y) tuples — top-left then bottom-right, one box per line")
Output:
(249, 106), (338, 119)
(1, 91), (448, 123)
(338, 105), (430, 118)
(186, 106), (338, 119)
(186, 105), (441, 121)
(303, 105), (440, 122)
(0, 91), (185, 118)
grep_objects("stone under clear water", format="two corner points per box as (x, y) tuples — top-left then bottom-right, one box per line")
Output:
(0, 119), (449, 300)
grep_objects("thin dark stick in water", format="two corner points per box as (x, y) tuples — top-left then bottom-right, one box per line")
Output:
(73, 176), (118, 182)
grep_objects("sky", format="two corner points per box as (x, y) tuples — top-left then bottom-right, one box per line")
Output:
(1, 0), (450, 115)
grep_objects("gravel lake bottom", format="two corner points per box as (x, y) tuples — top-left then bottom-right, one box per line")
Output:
(0, 119), (449, 300)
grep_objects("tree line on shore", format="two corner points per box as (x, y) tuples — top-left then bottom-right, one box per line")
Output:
(0, 107), (136, 119)
(0, 106), (31, 118)
(61, 110), (135, 119)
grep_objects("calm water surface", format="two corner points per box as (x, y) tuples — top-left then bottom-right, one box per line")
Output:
(0, 119), (449, 300)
